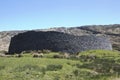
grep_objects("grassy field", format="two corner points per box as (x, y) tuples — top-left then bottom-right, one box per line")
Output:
(0, 50), (120, 80)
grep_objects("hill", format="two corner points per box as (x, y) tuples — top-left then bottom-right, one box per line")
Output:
(0, 50), (120, 80)
(0, 24), (120, 52)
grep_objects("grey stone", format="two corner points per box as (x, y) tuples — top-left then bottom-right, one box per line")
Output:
(8, 31), (112, 54)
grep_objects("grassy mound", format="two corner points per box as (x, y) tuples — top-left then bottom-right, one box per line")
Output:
(0, 50), (120, 80)
(79, 50), (120, 57)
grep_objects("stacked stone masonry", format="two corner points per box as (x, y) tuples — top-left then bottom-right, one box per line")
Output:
(8, 31), (112, 54)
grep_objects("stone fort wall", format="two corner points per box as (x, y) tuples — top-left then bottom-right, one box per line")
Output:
(8, 31), (112, 54)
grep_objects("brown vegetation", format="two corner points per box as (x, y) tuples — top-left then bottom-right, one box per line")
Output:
(32, 53), (44, 58)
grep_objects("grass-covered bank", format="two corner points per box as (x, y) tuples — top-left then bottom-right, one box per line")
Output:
(0, 50), (120, 80)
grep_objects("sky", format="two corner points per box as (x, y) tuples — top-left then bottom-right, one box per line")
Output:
(0, 0), (120, 31)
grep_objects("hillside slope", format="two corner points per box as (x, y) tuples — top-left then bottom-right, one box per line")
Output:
(0, 50), (120, 80)
(0, 24), (120, 51)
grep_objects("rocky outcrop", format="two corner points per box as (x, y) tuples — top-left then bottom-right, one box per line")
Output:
(8, 31), (112, 54)
(0, 24), (119, 52)
(0, 31), (25, 51)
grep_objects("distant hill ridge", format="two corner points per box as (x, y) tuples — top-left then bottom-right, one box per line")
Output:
(0, 24), (120, 52)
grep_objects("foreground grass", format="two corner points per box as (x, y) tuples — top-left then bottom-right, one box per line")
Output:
(0, 50), (120, 80)
(0, 58), (80, 80)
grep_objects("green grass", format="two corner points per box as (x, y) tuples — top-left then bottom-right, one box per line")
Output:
(0, 50), (120, 80)
(79, 50), (120, 57)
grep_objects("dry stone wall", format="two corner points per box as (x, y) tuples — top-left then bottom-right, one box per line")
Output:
(8, 31), (112, 54)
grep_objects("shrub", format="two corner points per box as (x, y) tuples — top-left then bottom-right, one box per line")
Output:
(0, 66), (5, 70)
(13, 64), (42, 72)
(15, 54), (23, 57)
(33, 53), (43, 58)
(42, 49), (51, 54)
(53, 54), (62, 58)
(73, 69), (79, 76)
(46, 64), (63, 71)
(54, 76), (60, 80)
(112, 64), (120, 74)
